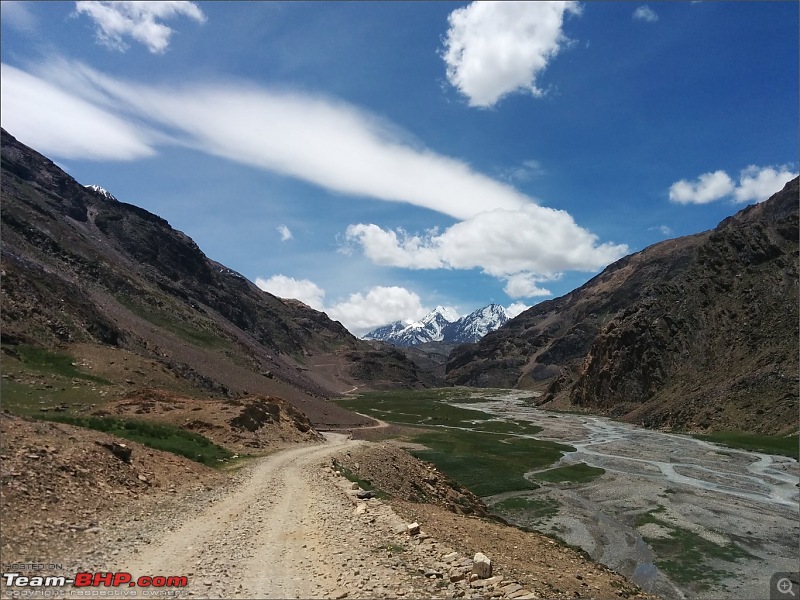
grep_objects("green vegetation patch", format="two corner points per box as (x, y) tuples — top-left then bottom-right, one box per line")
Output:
(332, 461), (390, 499)
(636, 506), (755, 591)
(116, 294), (231, 350)
(532, 462), (606, 484)
(38, 414), (233, 466)
(9, 345), (110, 384)
(335, 388), (569, 498)
(694, 431), (799, 459)
(409, 428), (573, 497)
(494, 495), (560, 522)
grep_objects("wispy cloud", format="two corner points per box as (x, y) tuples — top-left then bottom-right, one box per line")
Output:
(669, 166), (797, 205)
(441, 1), (581, 108)
(277, 225), (293, 242)
(75, 1), (206, 53)
(0, 64), (155, 160)
(1, 58), (628, 301)
(12, 58), (531, 220)
(633, 5), (659, 23)
(1, 1), (38, 32)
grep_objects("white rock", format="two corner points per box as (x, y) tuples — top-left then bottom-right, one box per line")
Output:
(471, 553), (492, 579)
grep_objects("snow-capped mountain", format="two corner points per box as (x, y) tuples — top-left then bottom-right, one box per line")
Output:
(364, 304), (509, 346)
(444, 303), (510, 344)
(84, 184), (118, 202)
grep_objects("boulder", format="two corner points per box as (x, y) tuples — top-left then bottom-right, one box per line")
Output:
(471, 552), (492, 579)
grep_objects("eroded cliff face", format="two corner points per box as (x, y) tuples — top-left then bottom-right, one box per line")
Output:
(447, 178), (799, 434)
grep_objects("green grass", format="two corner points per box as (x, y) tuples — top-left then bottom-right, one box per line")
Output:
(409, 428), (573, 496)
(333, 461), (390, 499)
(635, 505), (755, 591)
(38, 414), (234, 466)
(531, 462), (606, 484)
(116, 294), (231, 350)
(9, 345), (110, 384)
(494, 495), (560, 521)
(694, 431), (799, 459)
(335, 388), (572, 497)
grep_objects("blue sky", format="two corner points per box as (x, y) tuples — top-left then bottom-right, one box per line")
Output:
(2, 1), (797, 336)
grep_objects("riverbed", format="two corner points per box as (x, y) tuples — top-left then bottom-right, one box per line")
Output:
(453, 393), (799, 600)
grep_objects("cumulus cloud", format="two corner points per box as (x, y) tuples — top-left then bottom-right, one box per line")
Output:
(633, 5), (659, 22)
(670, 166), (796, 205)
(75, 1), (206, 53)
(255, 275), (325, 311)
(277, 225), (293, 241)
(345, 206), (628, 278)
(441, 1), (581, 107)
(505, 302), (530, 318)
(734, 165), (797, 203)
(503, 273), (553, 298)
(326, 286), (430, 337)
(14, 58), (530, 219)
(256, 277), (429, 336)
(0, 64), (155, 160)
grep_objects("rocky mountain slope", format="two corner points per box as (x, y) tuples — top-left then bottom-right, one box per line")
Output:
(0, 129), (438, 428)
(447, 179), (799, 435)
(365, 303), (510, 346)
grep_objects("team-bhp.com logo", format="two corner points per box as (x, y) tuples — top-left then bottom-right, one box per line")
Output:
(3, 571), (188, 589)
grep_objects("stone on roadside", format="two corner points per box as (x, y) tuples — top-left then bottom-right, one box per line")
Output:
(350, 482), (359, 490)
(406, 522), (420, 536)
(471, 552), (492, 579)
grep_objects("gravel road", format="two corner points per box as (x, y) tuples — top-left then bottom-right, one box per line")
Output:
(86, 433), (543, 600)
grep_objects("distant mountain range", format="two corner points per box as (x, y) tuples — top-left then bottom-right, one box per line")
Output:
(364, 304), (510, 346)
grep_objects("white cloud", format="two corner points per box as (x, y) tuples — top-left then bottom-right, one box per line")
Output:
(648, 225), (673, 236)
(505, 302), (530, 318)
(326, 286), (430, 337)
(254, 276), (428, 337)
(670, 166), (797, 205)
(503, 273), (553, 298)
(633, 5), (659, 22)
(277, 225), (293, 241)
(2, 59), (627, 293)
(75, 1), (206, 54)
(346, 206), (628, 278)
(734, 165), (797, 203)
(441, 1), (581, 107)
(255, 275), (325, 311)
(0, 64), (155, 160)
(669, 170), (735, 205)
(18, 58), (531, 220)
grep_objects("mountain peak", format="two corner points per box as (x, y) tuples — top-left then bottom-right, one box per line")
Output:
(84, 184), (118, 202)
(364, 304), (509, 346)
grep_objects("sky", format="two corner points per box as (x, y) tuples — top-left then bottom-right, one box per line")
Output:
(1, 1), (797, 337)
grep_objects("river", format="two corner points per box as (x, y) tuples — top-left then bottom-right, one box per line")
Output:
(452, 392), (799, 600)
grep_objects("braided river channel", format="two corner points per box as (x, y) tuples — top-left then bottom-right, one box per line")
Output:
(450, 393), (799, 600)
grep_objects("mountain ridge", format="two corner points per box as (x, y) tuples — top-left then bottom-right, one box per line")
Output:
(446, 178), (799, 435)
(0, 128), (440, 428)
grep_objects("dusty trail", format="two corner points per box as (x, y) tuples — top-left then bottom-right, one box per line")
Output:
(106, 434), (354, 598)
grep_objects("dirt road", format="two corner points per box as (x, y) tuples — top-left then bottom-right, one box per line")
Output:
(96, 434), (471, 600)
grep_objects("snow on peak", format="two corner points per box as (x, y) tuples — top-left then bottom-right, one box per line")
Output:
(84, 184), (118, 202)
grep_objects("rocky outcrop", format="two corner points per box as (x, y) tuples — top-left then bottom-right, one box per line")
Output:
(447, 178), (799, 435)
